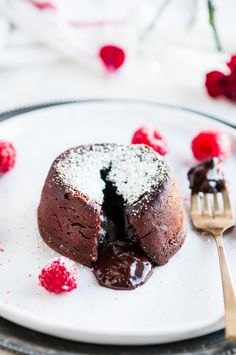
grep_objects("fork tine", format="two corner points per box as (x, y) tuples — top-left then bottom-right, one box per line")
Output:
(213, 192), (221, 216)
(222, 188), (234, 216)
(191, 193), (199, 214)
(203, 193), (211, 216)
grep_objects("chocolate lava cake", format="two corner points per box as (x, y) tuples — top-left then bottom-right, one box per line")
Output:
(38, 144), (186, 289)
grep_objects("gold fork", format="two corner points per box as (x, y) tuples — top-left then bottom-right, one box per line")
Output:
(191, 187), (236, 340)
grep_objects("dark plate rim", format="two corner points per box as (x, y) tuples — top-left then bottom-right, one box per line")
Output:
(0, 98), (236, 130)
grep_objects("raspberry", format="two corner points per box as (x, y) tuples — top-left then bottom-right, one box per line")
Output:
(30, 0), (56, 10)
(205, 56), (236, 102)
(99, 45), (125, 73)
(223, 73), (236, 100)
(191, 130), (231, 162)
(0, 141), (16, 174)
(39, 257), (78, 294)
(205, 71), (226, 98)
(226, 55), (236, 73)
(131, 125), (167, 155)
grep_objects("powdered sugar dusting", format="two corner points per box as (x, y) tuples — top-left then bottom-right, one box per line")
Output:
(54, 144), (168, 205)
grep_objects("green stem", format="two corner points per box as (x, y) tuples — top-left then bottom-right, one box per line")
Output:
(207, 0), (223, 52)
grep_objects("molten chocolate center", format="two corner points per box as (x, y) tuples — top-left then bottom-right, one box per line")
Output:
(92, 169), (153, 290)
(93, 241), (153, 290)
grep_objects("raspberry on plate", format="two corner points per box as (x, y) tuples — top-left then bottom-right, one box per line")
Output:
(0, 141), (16, 174)
(191, 130), (231, 162)
(131, 125), (167, 155)
(39, 257), (78, 294)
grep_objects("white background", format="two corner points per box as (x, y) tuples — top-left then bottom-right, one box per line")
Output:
(0, 0), (235, 125)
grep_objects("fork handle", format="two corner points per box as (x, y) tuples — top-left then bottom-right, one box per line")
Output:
(215, 233), (236, 340)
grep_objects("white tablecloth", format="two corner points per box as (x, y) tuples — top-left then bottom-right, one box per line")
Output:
(0, 30), (235, 127)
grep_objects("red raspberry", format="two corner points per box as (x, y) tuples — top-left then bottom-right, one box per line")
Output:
(99, 45), (125, 73)
(205, 71), (226, 98)
(223, 72), (236, 100)
(191, 130), (231, 162)
(226, 55), (236, 73)
(39, 257), (78, 294)
(131, 125), (167, 155)
(205, 56), (236, 102)
(0, 141), (16, 174)
(30, 0), (56, 10)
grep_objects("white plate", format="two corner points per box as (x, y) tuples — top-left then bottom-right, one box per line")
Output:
(0, 100), (236, 345)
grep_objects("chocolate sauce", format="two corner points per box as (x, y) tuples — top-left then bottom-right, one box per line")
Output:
(93, 168), (154, 291)
(93, 241), (153, 290)
(188, 158), (225, 193)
